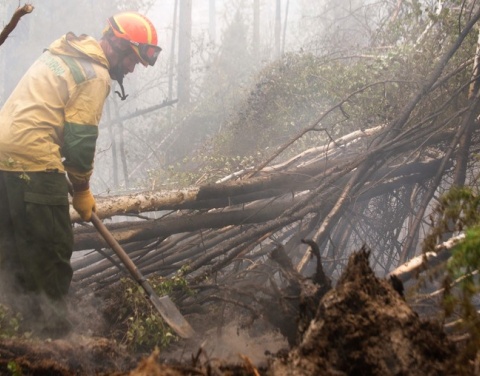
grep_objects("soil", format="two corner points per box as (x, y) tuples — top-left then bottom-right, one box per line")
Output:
(270, 248), (465, 375)
(0, 248), (475, 375)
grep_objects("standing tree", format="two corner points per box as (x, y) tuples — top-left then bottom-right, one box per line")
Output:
(177, 0), (192, 108)
(209, 0), (216, 44)
(253, 0), (260, 63)
(275, 0), (281, 58)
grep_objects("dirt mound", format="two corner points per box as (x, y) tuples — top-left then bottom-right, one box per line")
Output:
(0, 247), (470, 375)
(0, 335), (137, 375)
(270, 247), (462, 376)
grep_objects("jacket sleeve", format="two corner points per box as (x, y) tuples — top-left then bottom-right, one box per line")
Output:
(62, 77), (110, 187)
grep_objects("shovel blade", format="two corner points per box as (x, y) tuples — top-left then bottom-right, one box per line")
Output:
(88, 211), (195, 339)
(149, 294), (195, 338)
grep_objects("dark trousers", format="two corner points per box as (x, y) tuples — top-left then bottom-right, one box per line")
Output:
(0, 170), (73, 323)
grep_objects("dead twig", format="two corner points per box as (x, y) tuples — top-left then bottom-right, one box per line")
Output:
(0, 4), (34, 46)
(239, 354), (261, 376)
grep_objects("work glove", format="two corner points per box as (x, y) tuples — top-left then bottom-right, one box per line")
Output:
(72, 189), (96, 221)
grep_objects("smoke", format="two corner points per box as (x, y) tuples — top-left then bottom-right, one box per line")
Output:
(199, 323), (287, 366)
(0, 272), (107, 339)
(162, 319), (287, 367)
(0, 278), (49, 334)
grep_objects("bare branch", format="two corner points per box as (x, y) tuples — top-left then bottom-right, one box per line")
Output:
(0, 4), (34, 46)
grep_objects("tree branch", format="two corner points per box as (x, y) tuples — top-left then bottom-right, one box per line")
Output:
(0, 4), (34, 46)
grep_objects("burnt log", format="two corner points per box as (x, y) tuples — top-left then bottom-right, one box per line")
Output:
(260, 242), (331, 346)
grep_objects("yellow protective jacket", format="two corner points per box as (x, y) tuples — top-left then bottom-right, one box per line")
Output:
(0, 32), (111, 186)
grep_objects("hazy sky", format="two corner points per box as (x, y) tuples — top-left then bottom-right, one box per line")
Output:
(148, 0), (302, 51)
(0, 0), (309, 103)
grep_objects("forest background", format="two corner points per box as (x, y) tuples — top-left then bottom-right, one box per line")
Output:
(1, 0), (391, 194)
(2, 0), (480, 357)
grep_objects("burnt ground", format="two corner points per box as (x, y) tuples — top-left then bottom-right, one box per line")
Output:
(0, 248), (476, 376)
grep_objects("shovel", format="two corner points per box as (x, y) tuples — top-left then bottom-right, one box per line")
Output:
(89, 211), (195, 339)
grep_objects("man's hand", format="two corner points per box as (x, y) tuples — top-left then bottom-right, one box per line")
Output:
(72, 189), (96, 221)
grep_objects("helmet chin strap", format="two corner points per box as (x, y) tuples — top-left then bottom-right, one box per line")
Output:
(106, 36), (130, 101)
(112, 65), (128, 101)
(115, 84), (128, 101)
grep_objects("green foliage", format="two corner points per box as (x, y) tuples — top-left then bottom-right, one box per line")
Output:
(207, 49), (419, 168)
(2, 157), (16, 169)
(7, 361), (22, 376)
(1, 159), (30, 183)
(149, 1), (477, 191)
(125, 306), (173, 351)
(446, 226), (480, 313)
(164, 50), (401, 185)
(0, 304), (21, 339)
(173, 3), (475, 184)
(423, 187), (480, 253)
(423, 187), (480, 362)
(444, 225), (480, 362)
(107, 273), (192, 352)
(154, 153), (259, 187)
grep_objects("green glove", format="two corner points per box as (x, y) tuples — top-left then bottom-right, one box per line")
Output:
(72, 189), (96, 221)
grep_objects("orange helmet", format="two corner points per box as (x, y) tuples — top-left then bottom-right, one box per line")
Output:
(106, 12), (161, 66)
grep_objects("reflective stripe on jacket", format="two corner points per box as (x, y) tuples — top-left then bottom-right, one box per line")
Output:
(0, 32), (111, 185)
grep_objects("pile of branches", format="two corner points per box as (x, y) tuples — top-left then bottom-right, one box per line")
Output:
(69, 7), (480, 334)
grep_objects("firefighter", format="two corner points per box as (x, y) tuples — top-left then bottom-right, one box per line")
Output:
(0, 11), (161, 338)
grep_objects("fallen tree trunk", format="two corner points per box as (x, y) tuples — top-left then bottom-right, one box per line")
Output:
(388, 233), (466, 283)
(71, 126), (453, 222)
(72, 157), (445, 252)
(69, 9), (480, 310)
